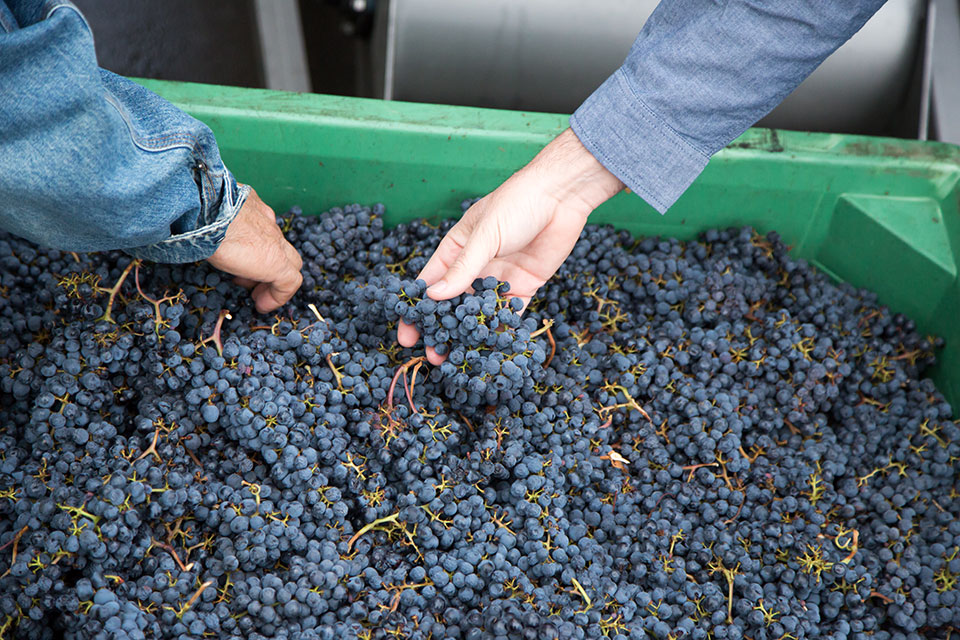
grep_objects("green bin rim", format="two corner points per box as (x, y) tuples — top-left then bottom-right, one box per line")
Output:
(135, 78), (960, 166)
(136, 78), (960, 412)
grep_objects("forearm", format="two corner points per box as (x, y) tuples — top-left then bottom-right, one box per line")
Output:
(0, 1), (247, 262)
(570, 0), (887, 213)
(526, 129), (624, 213)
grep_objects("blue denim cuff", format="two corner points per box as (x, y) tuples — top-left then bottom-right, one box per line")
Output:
(570, 67), (710, 214)
(125, 181), (250, 264)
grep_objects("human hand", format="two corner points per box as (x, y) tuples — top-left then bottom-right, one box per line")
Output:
(207, 188), (303, 313)
(398, 128), (623, 363)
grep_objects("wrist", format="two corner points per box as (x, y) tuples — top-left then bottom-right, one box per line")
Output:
(526, 128), (624, 212)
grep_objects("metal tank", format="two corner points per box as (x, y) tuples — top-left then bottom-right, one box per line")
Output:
(376, 0), (925, 134)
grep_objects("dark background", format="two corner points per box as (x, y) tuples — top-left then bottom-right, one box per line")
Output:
(67, 0), (957, 143)
(71, 0), (362, 96)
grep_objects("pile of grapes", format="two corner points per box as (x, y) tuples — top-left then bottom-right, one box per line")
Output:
(1, 203), (958, 640)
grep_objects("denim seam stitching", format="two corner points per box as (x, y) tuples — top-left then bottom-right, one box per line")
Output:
(101, 92), (206, 156)
(149, 184), (248, 246)
(614, 69), (711, 161)
(571, 116), (669, 212)
(45, 2), (93, 39)
(0, 4), (15, 33)
(102, 92), (229, 232)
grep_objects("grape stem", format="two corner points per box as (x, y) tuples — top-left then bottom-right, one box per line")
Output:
(183, 579), (215, 612)
(544, 323), (556, 368)
(529, 319), (554, 338)
(681, 462), (719, 482)
(597, 385), (652, 423)
(180, 440), (204, 470)
(134, 428), (163, 464)
(0, 525), (28, 579)
(96, 259), (138, 324)
(408, 358), (425, 408)
(134, 261), (185, 337)
(457, 412), (475, 432)
(347, 513), (400, 551)
(151, 538), (195, 572)
(598, 450), (629, 471)
(387, 356), (425, 412)
(723, 495), (745, 525)
(401, 370), (413, 414)
(570, 577), (592, 612)
(307, 303), (326, 323)
(530, 319), (557, 368)
(325, 353), (345, 390)
(840, 529), (859, 564)
(385, 580), (432, 613)
(199, 310), (232, 356)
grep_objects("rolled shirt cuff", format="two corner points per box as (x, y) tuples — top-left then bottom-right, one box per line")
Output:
(570, 67), (710, 214)
(125, 181), (250, 264)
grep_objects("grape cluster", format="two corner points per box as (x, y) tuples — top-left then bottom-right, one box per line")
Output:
(0, 202), (958, 640)
(354, 275), (547, 406)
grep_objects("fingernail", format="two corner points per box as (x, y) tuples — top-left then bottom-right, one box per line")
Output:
(427, 280), (448, 295)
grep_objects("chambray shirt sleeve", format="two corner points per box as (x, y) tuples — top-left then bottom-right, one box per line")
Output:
(0, 0), (249, 263)
(570, 0), (887, 214)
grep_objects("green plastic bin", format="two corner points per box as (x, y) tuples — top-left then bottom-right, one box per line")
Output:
(138, 79), (960, 410)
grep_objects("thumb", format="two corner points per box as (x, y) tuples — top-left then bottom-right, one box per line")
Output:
(427, 224), (498, 300)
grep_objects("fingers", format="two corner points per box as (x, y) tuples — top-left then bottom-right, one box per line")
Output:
(397, 320), (420, 348)
(425, 345), (446, 366)
(281, 236), (304, 272)
(401, 232), (463, 348)
(232, 256), (301, 312)
(207, 189), (304, 314)
(251, 268), (303, 314)
(401, 205), (477, 346)
(425, 223), (498, 300)
(510, 295), (531, 316)
(397, 322), (445, 366)
(416, 235), (462, 288)
(416, 202), (485, 291)
(251, 222), (303, 313)
(397, 319), (445, 367)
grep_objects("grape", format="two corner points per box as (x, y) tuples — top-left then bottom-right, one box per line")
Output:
(0, 203), (956, 640)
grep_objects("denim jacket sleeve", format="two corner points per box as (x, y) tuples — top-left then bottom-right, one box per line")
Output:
(570, 0), (887, 214)
(0, 0), (249, 263)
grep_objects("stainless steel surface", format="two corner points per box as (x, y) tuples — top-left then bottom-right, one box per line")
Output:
(254, 0), (312, 92)
(382, 0), (655, 110)
(756, 0), (924, 133)
(930, 0), (960, 144)
(918, 0), (936, 140)
(380, 0), (925, 134)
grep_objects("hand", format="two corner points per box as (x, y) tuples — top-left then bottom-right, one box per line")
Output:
(398, 129), (623, 363)
(207, 188), (303, 313)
